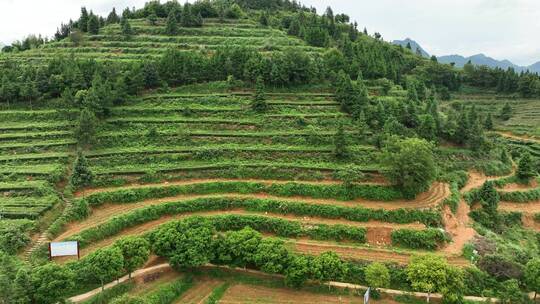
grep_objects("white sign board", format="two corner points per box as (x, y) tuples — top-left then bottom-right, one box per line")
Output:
(364, 287), (370, 304)
(50, 241), (79, 257)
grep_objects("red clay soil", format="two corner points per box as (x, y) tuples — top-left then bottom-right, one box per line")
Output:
(498, 179), (538, 191)
(499, 200), (540, 213)
(496, 131), (540, 143)
(220, 283), (402, 304)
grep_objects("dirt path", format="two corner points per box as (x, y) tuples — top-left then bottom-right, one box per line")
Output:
(496, 131), (540, 143)
(173, 278), (222, 304)
(68, 262), (516, 304)
(498, 179), (538, 191)
(499, 201), (540, 232)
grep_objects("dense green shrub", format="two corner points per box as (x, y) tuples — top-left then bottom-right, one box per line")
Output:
(499, 188), (540, 203)
(82, 181), (404, 207)
(442, 182), (460, 213)
(391, 228), (448, 250)
(144, 277), (193, 304)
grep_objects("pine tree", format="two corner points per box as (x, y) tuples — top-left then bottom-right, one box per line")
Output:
(334, 123), (348, 159)
(517, 152), (535, 181)
(107, 8), (120, 24)
(500, 102), (512, 121)
(70, 151), (94, 189)
(120, 18), (133, 38)
(87, 13), (100, 35)
(165, 9), (178, 35)
(251, 77), (268, 112)
(79, 7), (89, 32)
(76, 108), (98, 145)
(148, 13), (158, 25)
(407, 83), (419, 103)
(484, 113), (494, 130)
(500, 149), (512, 165)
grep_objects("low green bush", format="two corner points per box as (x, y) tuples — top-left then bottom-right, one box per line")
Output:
(144, 277), (193, 304)
(499, 188), (540, 203)
(68, 197), (441, 247)
(82, 181), (404, 207)
(390, 228), (448, 250)
(442, 182), (460, 213)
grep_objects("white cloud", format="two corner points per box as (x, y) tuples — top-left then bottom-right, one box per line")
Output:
(1, 0), (539, 65)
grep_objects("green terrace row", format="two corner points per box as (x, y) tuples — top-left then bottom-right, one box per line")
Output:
(0, 139), (76, 153)
(97, 23), (289, 37)
(20, 43), (323, 56)
(89, 160), (381, 176)
(0, 163), (65, 180)
(86, 34), (306, 46)
(0, 144), (375, 163)
(0, 195), (61, 219)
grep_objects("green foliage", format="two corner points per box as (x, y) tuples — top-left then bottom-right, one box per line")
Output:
(406, 254), (457, 302)
(251, 76), (267, 112)
(333, 123), (348, 159)
(151, 216), (215, 269)
(498, 279), (525, 304)
(144, 277), (194, 304)
(79, 246), (124, 290)
(285, 255), (311, 288)
(113, 236), (150, 278)
(365, 262), (390, 289)
(517, 152), (536, 181)
(311, 251), (349, 283)
(75, 108), (98, 145)
(70, 151), (94, 189)
(383, 137), (437, 198)
(391, 228), (448, 250)
(31, 263), (75, 304)
(0, 220), (33, 254)
(85, 282), (135, 304)
(499, 188), (540, 203)
(524, 258), (540, 299)
(205, 283), (230, 304)
(500, 102), (513, 121)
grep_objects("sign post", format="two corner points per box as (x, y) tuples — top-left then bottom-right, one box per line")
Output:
(364, 287), (370, 304)
(49, 241), (80, 260)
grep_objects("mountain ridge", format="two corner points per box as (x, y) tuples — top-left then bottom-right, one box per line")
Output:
(393, 38), (540, 73)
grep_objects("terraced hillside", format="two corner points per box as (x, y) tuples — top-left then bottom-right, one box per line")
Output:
(1, 1), (539, 303)
(1, 18), (322, 64)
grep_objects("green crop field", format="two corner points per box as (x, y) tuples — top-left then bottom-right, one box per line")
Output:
(0, 1), (538, 303)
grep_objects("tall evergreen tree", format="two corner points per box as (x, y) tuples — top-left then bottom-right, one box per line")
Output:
(70, 151), (94, 188)
(517, 152), (535, 181)
(106, 8), (120, 24)
(75, 108), (98, 145)
(79, 7), (89, 32)
(334, 123), (348, 159)
(87, 13), (100, 34)
(500, 102), (512, 121)
(120, 17), (133, 38)
(251, 76), (268, 112)
(165, 9), (178, 35)
(484, 113), (494, 130)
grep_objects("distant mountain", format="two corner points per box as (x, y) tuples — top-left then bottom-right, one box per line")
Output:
(0, 43), (4, 50)
(392, 38), (430, 57)
(392, 38), (540, 74)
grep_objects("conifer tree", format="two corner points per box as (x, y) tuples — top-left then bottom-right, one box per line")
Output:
(148, 13), (158, 25)
(107, 8), (120, 24)
(500, 102), (512, 121)
(517, 152), (535, 181)
(500, 149), (512, 165)
(79, 7), (89, 32)
(334, 123), (348, 159)
(70, 151), (94, 189)
(251, 76), (268, 112)
(165, 9), (178, 35)
(407, 83), (419, 103)
(76, 108), (98, 145)
(120, 18), (133, 38)
(87, 14), (100, 35)
(484, 113), (494, 130)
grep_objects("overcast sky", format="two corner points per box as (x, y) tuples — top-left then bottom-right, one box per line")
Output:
(1, 0), (540, 65)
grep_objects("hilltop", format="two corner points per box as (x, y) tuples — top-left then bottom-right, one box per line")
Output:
(0, 1), (538, 304)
